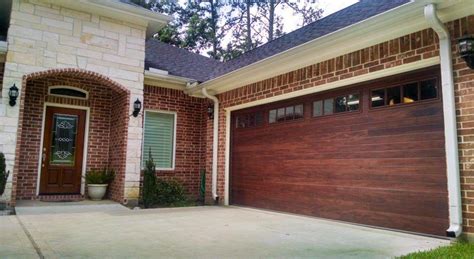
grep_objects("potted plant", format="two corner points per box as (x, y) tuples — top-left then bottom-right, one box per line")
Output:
(85, 168), (115, 201)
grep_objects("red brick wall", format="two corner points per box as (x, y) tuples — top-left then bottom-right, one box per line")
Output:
(143, 85), (207, 200)
(208, 16), (474, 234)
(14, 72), (129, 202)
(108, 92), (130, 203)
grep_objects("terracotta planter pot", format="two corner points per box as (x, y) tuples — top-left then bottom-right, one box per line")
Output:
(87, 184), (108, 201)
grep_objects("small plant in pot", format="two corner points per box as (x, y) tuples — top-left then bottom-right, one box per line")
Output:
(85, 168), (115, 201)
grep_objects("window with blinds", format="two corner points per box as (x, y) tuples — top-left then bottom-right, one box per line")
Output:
(143, 111), (176, 169)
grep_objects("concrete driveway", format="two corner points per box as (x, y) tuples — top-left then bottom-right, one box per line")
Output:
(2, 202), (449, 258)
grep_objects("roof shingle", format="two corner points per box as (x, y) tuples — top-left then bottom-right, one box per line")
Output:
(146, 40), (221, 82)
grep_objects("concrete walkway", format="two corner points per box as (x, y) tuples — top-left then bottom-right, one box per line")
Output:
(2, 202), (450, 258)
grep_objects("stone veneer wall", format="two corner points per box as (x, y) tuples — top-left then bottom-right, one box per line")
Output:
(143, 85), (207, 200)
(210, 16), (474, 235)
(0, 0), (146, 203)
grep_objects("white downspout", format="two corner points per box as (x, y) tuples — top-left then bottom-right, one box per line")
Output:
(425, 4), (462, 238)
(202, 88), (219, 202)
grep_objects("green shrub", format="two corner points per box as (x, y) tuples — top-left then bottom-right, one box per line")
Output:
(0, 153), (9, 196)
(141, 151), (189, 207)
(85, 168), (115, 184)
(142, 150), (157, 208)
(155, 178), (188, 206)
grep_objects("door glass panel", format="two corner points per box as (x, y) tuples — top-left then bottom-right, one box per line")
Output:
(50, 114), (78, 166)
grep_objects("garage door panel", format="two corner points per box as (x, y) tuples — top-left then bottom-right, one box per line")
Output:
(231, 162), (448, 192)
(234, 126), (445, 147)
(233, 136), (446, 152)
(230, 69), (448, 236)
(232, 172), (448, 193)
(232, 184), (447, 220)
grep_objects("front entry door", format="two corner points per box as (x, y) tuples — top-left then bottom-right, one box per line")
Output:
(40, 107), (86, 194)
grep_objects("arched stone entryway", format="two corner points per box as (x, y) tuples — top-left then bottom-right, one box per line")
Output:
(11, 68), (130, 203)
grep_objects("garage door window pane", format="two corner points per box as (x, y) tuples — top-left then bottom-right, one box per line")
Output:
(285, 106), (294, 119)
(324, 99), (333, 115)
(371, 89), (385, 107)
(335, 96), (347, 113)
(403, 83), (418, 103)
(420, 79), (438, 100)
(256, 112), (264, 125)
(348, 94), (360, 111)
(313, 101), (323, 117)
(294, 105), (304, 119)
(277, 108), (285, 122)
(269, 110), (277, 124)
(387, 86), (401, 106)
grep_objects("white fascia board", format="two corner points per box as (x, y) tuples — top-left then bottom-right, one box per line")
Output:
(144, 70), (194, 91)
(0, 41), (7, 54)
(187, 0), (473, 96)
(44, 0), (172, 37)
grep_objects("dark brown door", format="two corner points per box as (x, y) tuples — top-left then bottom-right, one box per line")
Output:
(40, 107), (86, 194)
(230, 68), (449, 236)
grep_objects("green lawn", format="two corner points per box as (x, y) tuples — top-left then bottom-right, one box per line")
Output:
(400, 242), (474, 259)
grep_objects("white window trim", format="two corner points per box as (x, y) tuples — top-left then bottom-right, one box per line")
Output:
(142, 109), (177, 171)
(48, 86), (89, 100)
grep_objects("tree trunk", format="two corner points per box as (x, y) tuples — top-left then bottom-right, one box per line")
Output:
(268, 0), (275, 41)
(246, 0), (251, 51)
(210, 0), (218, 59)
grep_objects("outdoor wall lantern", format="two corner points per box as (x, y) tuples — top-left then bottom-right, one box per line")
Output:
(133, 98), (142, 117)
(9, 84), (19, 107)
(207, 103), (214, 119)
(459, 35), (474, 69)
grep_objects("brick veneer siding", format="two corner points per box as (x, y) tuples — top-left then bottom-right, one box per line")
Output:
(208, 16), (474, 235)
(143, 85), (207, 200)
(12, 69), (129, 202)
(108, 92), (130, 203)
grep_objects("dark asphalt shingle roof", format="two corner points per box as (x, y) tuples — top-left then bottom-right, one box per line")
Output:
(146, 40), (222, 82)
(145, 0), (411, 82)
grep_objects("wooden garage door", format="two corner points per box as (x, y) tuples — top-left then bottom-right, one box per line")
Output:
(230, 68), (449, 236)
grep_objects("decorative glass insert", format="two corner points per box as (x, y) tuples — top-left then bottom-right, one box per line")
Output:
(50, 114), (78, 165)
(49, 87), (87, 99)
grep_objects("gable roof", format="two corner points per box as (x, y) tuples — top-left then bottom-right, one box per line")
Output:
(145, 0), (411, 82)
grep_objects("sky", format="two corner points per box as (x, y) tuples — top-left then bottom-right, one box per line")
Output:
(281, 0), (359, 32)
